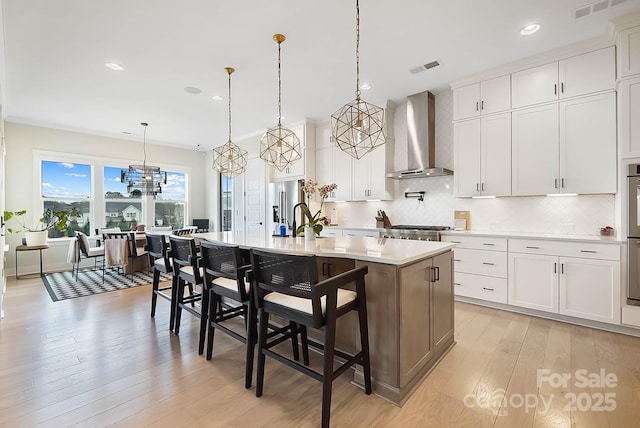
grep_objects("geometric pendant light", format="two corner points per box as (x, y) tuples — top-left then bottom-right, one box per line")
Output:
(213, 67), (248, 178)
(331, 0), (386, 160)
(121, 122), (167, 196)
(259, 33), (302, 172)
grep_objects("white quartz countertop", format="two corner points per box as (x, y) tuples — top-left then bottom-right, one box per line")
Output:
(193, 232), (455, 266)
(441, 230), (624, 244)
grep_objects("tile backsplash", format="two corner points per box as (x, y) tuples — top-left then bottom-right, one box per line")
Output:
(326, 88), (616, 236)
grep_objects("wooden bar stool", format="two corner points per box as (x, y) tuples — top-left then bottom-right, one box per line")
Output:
(249, 249), (372, 428)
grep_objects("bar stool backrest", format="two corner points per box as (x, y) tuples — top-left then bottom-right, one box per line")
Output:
(169, 235), (202, 283)
(146, 233), (171, 271)
(250, 249), (323, 327)
(200, 240), (248, 302)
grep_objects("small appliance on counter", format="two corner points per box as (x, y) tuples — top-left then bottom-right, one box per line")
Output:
(454, 210), (470, 231)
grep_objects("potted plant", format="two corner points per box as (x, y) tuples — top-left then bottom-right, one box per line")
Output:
(3, 207), (80, 246)
(296, 180), (337, 239)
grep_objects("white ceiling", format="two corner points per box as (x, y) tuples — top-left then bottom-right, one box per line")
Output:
(3, 0), (640, 151)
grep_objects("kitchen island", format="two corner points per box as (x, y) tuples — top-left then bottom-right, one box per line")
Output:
(194, 232), (456, 405)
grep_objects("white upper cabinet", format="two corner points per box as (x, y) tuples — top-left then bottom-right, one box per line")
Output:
(618, 76), (640, 158)
(559, 92), (616, 194)
(512, 104), (559, 196)
(453, 75), (511, 120)
(454, 112), (511, 197)
(352, 146), (392, 201)
(271, 123), (316, 181)
(511, 47), (615, 109)
(512, 92), (616, 196)
(618, 25), (640, 78)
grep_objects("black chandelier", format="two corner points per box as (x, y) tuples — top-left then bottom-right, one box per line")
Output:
(121, 122), (167, 196)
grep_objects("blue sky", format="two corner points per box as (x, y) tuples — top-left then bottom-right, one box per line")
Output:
(42, 161), (185, 200)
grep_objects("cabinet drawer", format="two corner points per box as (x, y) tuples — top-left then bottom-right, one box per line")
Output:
(453, 248), (507, 277)
(454, 272), (507, 304)
(442, 235), (507, 251)
(509, 239), (620, 260)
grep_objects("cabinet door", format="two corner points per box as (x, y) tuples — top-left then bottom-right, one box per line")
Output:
(315, 147), (335, 201)
(453, 119), (481, 197)
(618, 76), (640, 158)
(399, 258), (432, 387)
(559, 47), (615, 99)
(431, 251), (454, 353)
(453, 83), (480, 120)
(351, 155), (369, 200)
(481, 112), (511, 196)
(508, 253), (559, 313)
(618, 26), (640, 78)
(480, 75), (511, 115)
(512, 62), (558, 108)
(315, 122), (333, 149)
(368, 146), (390, 200)
(560, 92), (616, 194)
(559, 257), (620, 324)
(512, 104), (559, 196)
(333, 148), (352, 201)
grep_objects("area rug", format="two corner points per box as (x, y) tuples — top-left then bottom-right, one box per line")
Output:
(42, 269), (173, 302)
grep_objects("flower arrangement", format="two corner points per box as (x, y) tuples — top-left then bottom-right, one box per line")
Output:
(296, 180), (337, 236)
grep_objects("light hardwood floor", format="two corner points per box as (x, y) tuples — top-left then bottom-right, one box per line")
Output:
(1, 276), (640, 427)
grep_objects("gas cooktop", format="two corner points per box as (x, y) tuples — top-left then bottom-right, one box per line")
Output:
(389, 225), (451, 231)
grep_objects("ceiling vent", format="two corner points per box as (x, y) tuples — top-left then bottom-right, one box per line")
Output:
(409, 60), (440, 74)
(574, 0), (628, 19)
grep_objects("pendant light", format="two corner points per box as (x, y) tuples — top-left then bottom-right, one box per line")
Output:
(213, 67), (248, 178)
(331, 0), (385, 160)
(259, 33), (302, 172)
(121, 122), (167, 196)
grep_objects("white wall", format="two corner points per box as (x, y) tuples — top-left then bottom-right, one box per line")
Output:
(4, 122), (209, 275)
(329, 89), (616, 236)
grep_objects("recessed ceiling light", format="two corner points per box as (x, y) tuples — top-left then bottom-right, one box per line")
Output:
(184, 86), (202, 94)
(105, 62), (124, 71)
(520, 23), (541, 36)
(360, 83), (372, 90)
(211, 95), (223, 101)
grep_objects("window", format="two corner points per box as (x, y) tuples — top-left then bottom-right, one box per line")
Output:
(104, 166), (143, 231)
(220, 174), (233, 231)
(41, 160), (92, 238)
(154, 171), (186, 229)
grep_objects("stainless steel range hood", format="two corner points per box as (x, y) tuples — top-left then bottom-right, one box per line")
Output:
(385, 91), (453, 179)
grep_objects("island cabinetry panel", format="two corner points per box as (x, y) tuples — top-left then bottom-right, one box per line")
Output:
(442, 235), (508, 304)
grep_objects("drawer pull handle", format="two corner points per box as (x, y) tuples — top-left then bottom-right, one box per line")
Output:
(454, 282), (461, 286)
(580, 250), (596, 253)
(482, 287), (494, 291)
(482, 243), (495, 246)
(483, 262), (495, 266)
(526, 246), (539, 249)
(454, 259), (461, 262)
(450, 240), (461, 244)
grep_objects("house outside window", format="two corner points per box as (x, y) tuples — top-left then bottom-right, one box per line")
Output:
(154, 171), (186, 229)
(104, 166), (143, 230)
(41, 160), (91, 238)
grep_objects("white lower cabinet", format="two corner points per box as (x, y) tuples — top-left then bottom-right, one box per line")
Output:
(508, 239), (621, 325)
(442, 236), (508, 304)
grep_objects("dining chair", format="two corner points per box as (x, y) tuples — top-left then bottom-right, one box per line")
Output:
(146, 232), (177, 330)
(249, 249), (372, 428)
(74, 231), (105, 280)
(169, 235), (204, 341)
(103, 231), (149, 279)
